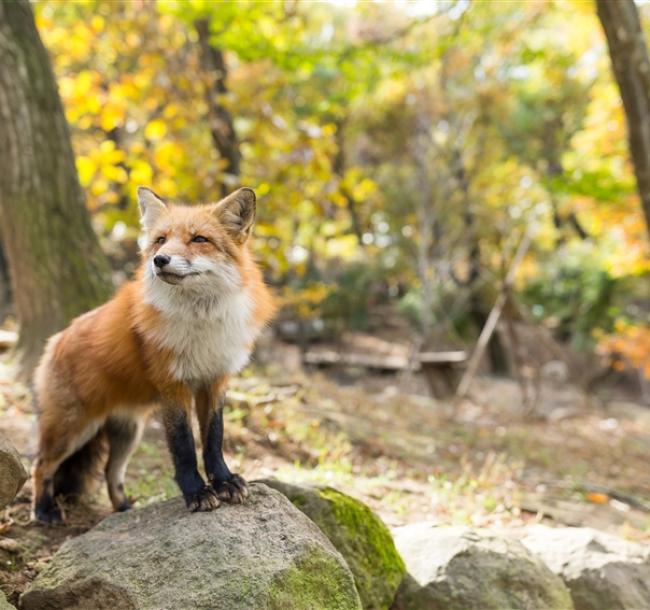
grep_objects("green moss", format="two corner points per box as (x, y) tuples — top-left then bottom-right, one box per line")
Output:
(316, 487), (406, 610)
(262, 480), (406, 610)
(289, 493), (309, 509)
(266, 545), (362, 610)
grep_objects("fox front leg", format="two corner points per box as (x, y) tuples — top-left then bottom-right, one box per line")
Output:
(196, 386), (249, 503)
(161, 404), (220, 512)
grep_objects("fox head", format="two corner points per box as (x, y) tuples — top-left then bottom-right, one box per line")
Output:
(137, 187), (256, 293)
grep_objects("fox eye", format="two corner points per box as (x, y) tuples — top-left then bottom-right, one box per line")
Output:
(155, 236), (166, 245)
(192, 235), (208, 243)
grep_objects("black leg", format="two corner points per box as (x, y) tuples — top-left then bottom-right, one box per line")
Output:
(162, 406), (219, 512)
(33, 475), (62, 524)
(201, 394), (248, 503)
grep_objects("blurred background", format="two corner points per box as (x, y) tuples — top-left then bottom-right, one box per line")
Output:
(0, 0), (649, 591)
(22, 0), (650, 384)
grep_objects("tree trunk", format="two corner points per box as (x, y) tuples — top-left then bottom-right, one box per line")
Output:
(412, 112), (436, 344)
(596, 0), (650, 240)
(0, 242), (11, 324)
(453, 148), (509, 374)
(194, 19), (241, 197)
(0, 0), (112, 376)
(333, 119), (365, 246)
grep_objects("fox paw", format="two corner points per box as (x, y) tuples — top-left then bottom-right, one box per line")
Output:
(116, 498), (132, 512)
(33, 503), (63, 524)
(186, 486), (221, 512)
(212, 474), (249, 504)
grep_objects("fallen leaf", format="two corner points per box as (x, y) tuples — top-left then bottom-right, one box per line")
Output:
(586, 492), (609, 504)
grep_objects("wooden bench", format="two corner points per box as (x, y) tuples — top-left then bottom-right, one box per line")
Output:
(303, 348), (467, 398)
(418, 351), (467, 398)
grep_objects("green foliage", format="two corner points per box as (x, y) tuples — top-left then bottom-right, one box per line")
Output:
(320, 264), (389, 331)
(523, 244), (619, 346)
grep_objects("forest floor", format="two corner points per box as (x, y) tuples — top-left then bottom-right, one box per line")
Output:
(1, 352), (649, 604)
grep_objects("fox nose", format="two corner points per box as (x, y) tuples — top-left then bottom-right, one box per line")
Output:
(153, 254), (170, 268)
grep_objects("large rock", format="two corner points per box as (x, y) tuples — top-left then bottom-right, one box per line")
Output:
(20, 483), (362, 610)
(0, 432), (27, 509)
(392, 523), (573, 610)
(261, 479), (405, 610)
(522, 525), (650, 610)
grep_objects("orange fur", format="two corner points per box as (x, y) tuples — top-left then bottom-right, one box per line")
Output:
(32, 187), (275, 521)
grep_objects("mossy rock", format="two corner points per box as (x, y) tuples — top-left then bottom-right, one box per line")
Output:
(260, 479), (406, 610)
(21, 484), (362, 610)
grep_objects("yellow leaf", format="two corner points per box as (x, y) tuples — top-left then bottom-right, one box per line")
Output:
(103, 165), (128, 184)
(145, 120), (168, 141)
(129, 160), (153, 185)
(91, 179), (109, 197)
(76, 156), (95, 187)
(100, 140), (116, 154)
(90, 16), (104, 33)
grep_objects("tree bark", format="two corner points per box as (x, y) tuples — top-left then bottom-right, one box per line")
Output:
(0, 0), (112, 376)
(194, 19), (241, 197)
(0, 242), (11, 324)
(596, 0), (650, 240)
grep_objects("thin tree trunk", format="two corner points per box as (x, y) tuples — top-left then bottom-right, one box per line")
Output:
(194, 18), (241, 197)
(333, 119), (365, 246)
(412, 113), (436, 343)
(596, 0), (650, 240)
(453, 147), (509, 374)
(0, 0), (112, 376)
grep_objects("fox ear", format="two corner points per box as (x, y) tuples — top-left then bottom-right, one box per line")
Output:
(214, 187), (256, 244)
(137, 187), (167, 231)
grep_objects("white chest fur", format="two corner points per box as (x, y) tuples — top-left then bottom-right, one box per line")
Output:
(143, 280), (257, 383)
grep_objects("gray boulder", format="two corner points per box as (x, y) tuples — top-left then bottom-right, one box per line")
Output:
(261, 479), (405, 610)
(20, 483), (362, 610)
(522, 525), (650, 610)
(0, 432), (27, 509)
(392, 523), (573, 610)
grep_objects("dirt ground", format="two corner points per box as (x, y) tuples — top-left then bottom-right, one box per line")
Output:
(1, 354), (649, 604)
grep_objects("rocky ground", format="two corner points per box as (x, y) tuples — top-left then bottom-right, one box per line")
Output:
(0, 353), (649, 605)
(10, 481), (650, 610)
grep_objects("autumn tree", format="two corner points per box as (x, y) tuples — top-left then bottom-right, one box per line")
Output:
(597, 0), (650, 241)
(0, 0), (111, 375)
(32, 0), (648, 367)
(194, 18), (241, 196)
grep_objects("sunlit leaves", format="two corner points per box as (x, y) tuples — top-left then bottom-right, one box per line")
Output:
(34, 0), (648, 342)
(598, 321), (650, 379)
(143, 119), (168, 141)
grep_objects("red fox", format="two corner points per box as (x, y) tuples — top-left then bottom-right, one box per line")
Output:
(31, 187), (275, 522)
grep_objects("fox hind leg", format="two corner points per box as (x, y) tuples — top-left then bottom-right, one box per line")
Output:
(105, 415), (145, 512)
(32, 455), (64, 524)
(32, 416), (103, 523)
